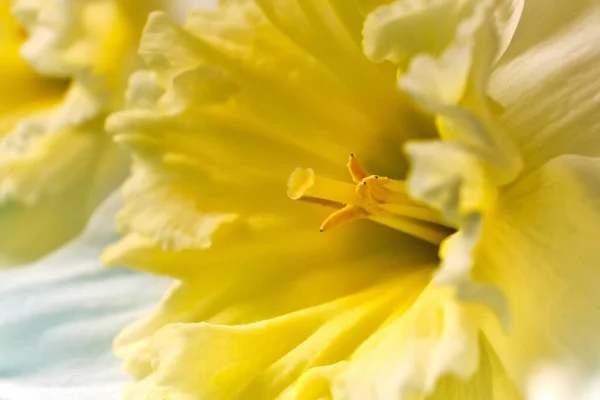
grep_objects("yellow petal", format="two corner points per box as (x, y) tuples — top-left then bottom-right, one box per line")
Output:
(0, 0), (163, 265)
(12, 0), (162, 110)
(287, 362), (348, 400)
(110, 160), (239, 252)
(427, 336), (521, 400)
(363, 0), (523, 67)
(108, 6), (417, 189)
(105, 1), (528, 398)
(405, 141), (489, 224)
(398, 0), (522, 182)
(0, 0), (66, 119)
(490, 0), (600, 175)
(0, 114), (127, 266)
(363, 0), (477, 67)
(333, 282), (502, 399)
(384, 0), (521, 322)
(288, 337), (521, 400)
(403, 137), (510, 329)
(105, 5), (428, 254)
(119, 270), (432, 399)
(478, 154), (600, 387)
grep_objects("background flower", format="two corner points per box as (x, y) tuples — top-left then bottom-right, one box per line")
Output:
(0, 0), (163, 267)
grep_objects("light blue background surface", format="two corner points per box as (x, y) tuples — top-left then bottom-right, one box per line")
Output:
(0, 195), (171, 400)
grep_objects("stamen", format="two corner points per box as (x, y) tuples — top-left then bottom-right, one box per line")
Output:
(347, 154), (369, 182)
(320, 205), (368, 232)
(288, 167), (358, 206)
(288, 155), (451, 244)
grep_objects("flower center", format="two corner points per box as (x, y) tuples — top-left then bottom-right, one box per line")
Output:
(288, 155), (453, 245)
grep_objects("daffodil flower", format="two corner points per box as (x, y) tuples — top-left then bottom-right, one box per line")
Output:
(103, 0), (600, 398)
(0, 0), (163, 267)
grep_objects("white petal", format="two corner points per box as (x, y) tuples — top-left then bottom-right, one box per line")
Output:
(0, 194), (170, 395)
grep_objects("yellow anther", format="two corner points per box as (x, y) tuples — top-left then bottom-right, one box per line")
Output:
(347, 154), (370, 183)
(288, 155), (452, 244)
(320, 205), (368, 232)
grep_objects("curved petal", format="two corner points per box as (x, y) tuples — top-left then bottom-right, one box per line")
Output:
(0, 101), (128, 266)
(12, 0), (161, 91)
(375, 0), (519, 323)
(478, 154), (600, 386)
(427, 336), (521, 400)
(363, 0), (523, 68)
(118, 268), (433, 399)
(108, 218), (438, 344)
(0, 0), (168, 265)
(398, 0), (522, 181)
(490, 0), (600, 175)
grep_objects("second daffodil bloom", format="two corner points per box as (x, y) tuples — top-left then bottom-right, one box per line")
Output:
(0, 0), (163, 266)
(103, 0), (600, 398)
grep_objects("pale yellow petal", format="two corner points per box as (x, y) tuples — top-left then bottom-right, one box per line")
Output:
(110, 160), (239, 252)
(0, 0), (164, 265)
(12, 0), (163, 111)
(478, 154), (600, 387)
(119, 270), (432, 400)
(427, 336), (521, 400)
(286, 363), (348, 400)
(142, 296), (373, 400)
(405, 141), (489, 224)
(398, 0), (522, 182)
(363, 0), (476, 67)
(363, 0), (523, 67)
(0, 114), (127, 265)
(403, 137), (511, 328)
(490, 0), (600, 175)
(492, 0), (523, 62)
(111, 225), (437, 347)
(385, 0), (521, 322)
(332, 283), (496, 399)
(107, 5), (420, 196)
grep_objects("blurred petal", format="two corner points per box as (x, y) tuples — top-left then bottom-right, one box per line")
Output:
(478, 155), (600, 386)
(490, 0), (600, 175)
(0, 102), (128, 266)
(12, 0), (162, 96)
(426, 336), (520, 400)
(0, 193), (171, 397)
(526, 364), (600, 400)
(0, 1), (66, 118)
(0, 0), (169, 266)
(363, 0), (523, 68)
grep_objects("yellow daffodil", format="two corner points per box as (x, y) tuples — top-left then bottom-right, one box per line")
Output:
(103, 0), (600, 398)
(0, 0), (163, 266)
